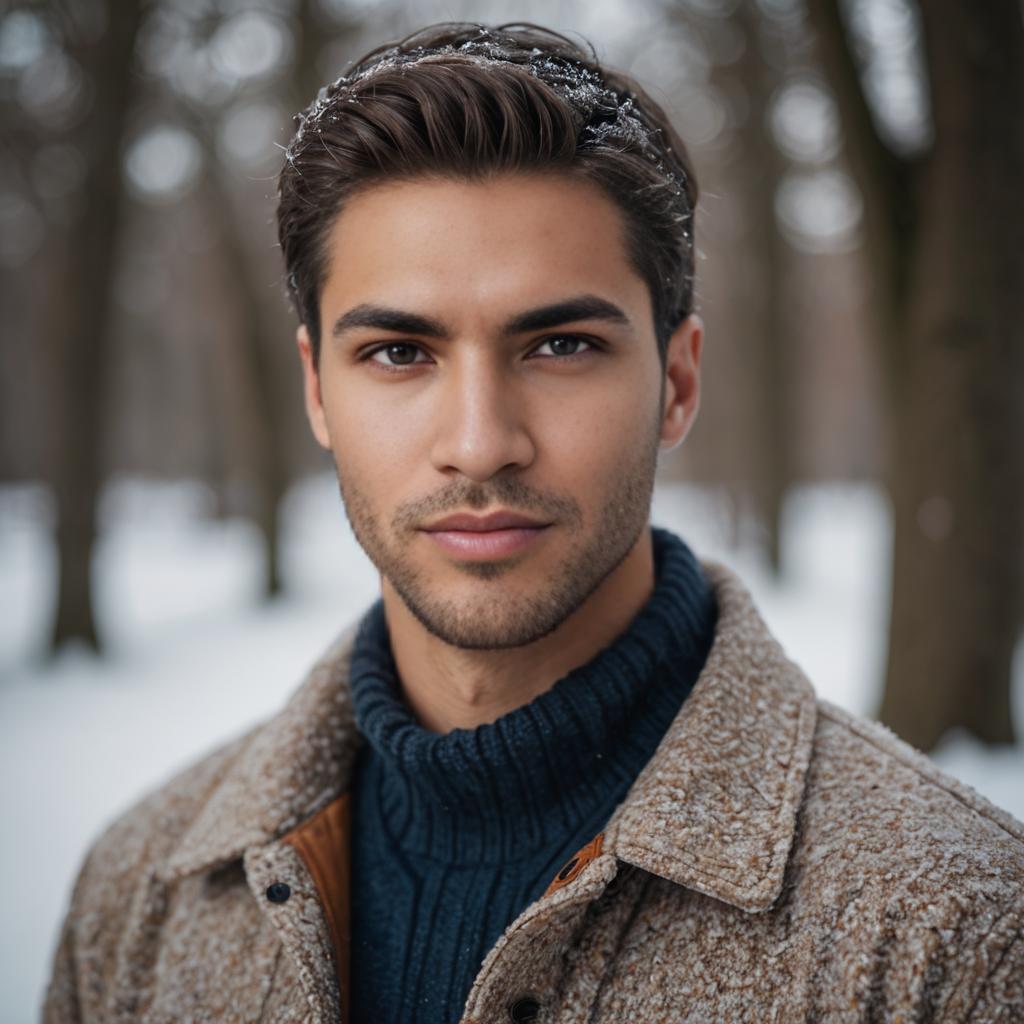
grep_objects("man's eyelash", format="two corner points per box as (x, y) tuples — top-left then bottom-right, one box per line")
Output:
(531, 334), (597, 357)
(359, 342), (429, 367)
(358, 334), (598, 367)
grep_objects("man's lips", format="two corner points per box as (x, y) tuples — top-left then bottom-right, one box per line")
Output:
(420, 511), (552, 559)
(421, 511), (551, 532)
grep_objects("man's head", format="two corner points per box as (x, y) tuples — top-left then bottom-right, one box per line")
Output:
(277, 21), (698, 369)
(276, 22), (704, 650)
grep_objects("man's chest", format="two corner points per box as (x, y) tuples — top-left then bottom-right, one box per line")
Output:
(116, 853), (917, 1024)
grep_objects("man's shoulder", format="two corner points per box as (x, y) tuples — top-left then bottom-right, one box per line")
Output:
(809, 698), (1024, 851)
(762, 699), (1024, 1017)
(78, 621), (362, 885)
(796, 696), (1024, 916)
(77, 723), (259, 894)
(45, 623), (364, 1020)
(44, 723), (264, 1019)
(69, 619), (362, 892)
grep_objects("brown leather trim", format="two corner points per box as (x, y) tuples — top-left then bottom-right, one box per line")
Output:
(543, 832), (604, 898)
(282, 792), (352, 1021)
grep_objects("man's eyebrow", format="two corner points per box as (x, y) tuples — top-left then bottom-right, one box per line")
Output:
(331, 305), (448, 340)
(330, 294), (633, 341)
(501, 295), (633, 335)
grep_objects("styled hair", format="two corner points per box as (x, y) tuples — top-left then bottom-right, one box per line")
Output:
(276, 21), (698, 366)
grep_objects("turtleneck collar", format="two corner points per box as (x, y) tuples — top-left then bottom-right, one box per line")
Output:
(348, 526), (717, 865)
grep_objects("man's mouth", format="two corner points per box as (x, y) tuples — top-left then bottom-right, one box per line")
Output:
(422, 510), (551, 532)
(420, 510), (553, 559)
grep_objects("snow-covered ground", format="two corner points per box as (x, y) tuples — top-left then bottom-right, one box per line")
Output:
(1, 475), (1021, 1023)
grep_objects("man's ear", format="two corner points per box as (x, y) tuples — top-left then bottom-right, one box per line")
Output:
(296, 324), (331, 451)
(659, 314), (703, 451)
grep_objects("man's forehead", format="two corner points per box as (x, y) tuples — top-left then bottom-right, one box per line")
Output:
(318, 174), (651, 332)
(322, 173), (628, 257)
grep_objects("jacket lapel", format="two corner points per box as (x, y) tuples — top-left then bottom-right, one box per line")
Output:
(603, 559), (818, 913)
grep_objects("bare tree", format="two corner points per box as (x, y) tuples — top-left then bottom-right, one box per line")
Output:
(176, 0), (364, 600)
(809, 0), (1024, 748)
(735, 0), (796, 575)
(46, 0), (145, 651)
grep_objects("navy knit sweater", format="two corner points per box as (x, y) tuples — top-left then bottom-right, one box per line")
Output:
(346, 527), (717, 1024)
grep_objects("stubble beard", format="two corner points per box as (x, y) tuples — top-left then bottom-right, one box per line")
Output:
(336, 433), (660, 651)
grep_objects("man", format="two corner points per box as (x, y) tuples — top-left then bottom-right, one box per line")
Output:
(44, 20), (1023, 1024)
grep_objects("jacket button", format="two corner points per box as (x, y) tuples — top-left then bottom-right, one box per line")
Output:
(265, 882), (291, 903)
(509, 996), (541, 1022)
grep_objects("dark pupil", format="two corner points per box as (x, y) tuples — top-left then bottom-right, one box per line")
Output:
(388, 344), (417, 364)
(549, 336), (579, 356)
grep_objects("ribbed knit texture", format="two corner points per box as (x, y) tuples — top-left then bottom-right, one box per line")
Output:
(346, 527), (717, 1024)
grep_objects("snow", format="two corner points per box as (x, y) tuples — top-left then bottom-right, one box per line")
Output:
(1, 475), (1021, 1022)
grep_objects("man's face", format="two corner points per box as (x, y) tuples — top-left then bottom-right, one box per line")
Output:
(298, 172), (699, 650)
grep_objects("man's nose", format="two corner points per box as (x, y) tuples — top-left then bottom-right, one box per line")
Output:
(429, 355), (536, 482)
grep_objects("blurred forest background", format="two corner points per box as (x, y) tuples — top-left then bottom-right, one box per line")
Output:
(0, 0), (1021, 755)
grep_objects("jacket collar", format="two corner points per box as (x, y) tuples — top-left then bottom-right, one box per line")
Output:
(604, 560), (817, 912)
(159, 624), (363, 882)
(160, 559), (817, 913)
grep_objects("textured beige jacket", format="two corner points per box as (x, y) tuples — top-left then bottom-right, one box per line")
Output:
(43, 561), (1024, 1023)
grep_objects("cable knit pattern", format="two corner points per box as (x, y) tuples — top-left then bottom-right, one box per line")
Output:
(346, 528), (716, 1023)
(42, 546), (1024, 1023)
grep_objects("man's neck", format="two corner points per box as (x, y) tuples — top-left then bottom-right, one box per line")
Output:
(381, 527), (656, 733)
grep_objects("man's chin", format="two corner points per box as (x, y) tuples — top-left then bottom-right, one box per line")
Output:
(413, 617), (565, 652)
(391, 583), (572, 651)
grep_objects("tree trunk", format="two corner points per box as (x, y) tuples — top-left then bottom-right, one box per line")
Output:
(738, 0), (794, 576)
(49, 0), (145, 652)
(187, 157), (288, 600)
(878, 1), (1024, 749)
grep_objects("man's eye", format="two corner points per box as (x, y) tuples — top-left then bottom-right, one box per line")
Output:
(367, 343), (429, 367)
(532, 335), (594, 358)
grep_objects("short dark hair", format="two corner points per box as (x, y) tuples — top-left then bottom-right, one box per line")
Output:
(276, 21), (698, 367)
